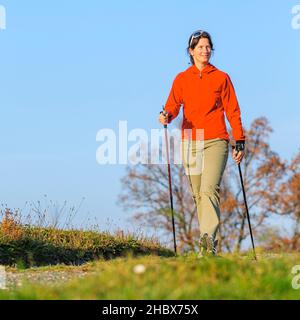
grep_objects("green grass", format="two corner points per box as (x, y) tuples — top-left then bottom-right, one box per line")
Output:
(1, 216), (300, 299)
(1, 252), (300, 299)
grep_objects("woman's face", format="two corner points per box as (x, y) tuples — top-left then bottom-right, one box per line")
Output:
(189, 37), (212, 65)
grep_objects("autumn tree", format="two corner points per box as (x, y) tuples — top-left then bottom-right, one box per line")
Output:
(260, 150), (300, 251)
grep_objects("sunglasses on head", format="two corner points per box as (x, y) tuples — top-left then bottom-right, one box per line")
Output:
(189, 30), (205, 47)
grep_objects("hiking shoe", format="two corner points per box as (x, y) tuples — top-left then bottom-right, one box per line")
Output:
(198, 233), (218, 258)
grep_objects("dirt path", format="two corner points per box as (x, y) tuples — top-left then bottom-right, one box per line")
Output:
(1, 265), (96, 289)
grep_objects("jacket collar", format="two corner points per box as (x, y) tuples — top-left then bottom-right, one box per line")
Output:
(189, 63), (216, 75)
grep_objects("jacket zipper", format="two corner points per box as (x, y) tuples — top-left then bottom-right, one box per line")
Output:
(200, 71), (202, 79)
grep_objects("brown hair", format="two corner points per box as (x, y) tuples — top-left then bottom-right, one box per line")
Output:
(186, 30), (214, 65)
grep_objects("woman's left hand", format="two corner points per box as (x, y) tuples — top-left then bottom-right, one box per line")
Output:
(232, 149), (245, 164)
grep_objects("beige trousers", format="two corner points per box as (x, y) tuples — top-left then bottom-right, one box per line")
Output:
(181, 138), (229, 240)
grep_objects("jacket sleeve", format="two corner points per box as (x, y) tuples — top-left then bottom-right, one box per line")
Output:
(164, 74), (183, 123)
(221, 73), (246, 141)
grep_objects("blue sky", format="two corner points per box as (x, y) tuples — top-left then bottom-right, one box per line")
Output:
(0, 0), (299, 237)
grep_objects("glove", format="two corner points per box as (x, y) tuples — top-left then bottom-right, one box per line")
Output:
(235, 140), (245, 152)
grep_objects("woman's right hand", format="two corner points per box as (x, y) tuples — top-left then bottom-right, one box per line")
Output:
(158, 111), (169, 126)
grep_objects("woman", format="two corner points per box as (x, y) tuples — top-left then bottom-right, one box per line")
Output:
(158, 30), (246, 256)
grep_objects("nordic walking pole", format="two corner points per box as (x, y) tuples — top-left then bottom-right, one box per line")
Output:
(233, 145), (257, 261)
(161, 105), (177, 255)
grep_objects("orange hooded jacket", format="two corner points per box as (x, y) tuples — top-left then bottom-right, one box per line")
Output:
(164, 63), (245, 142)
